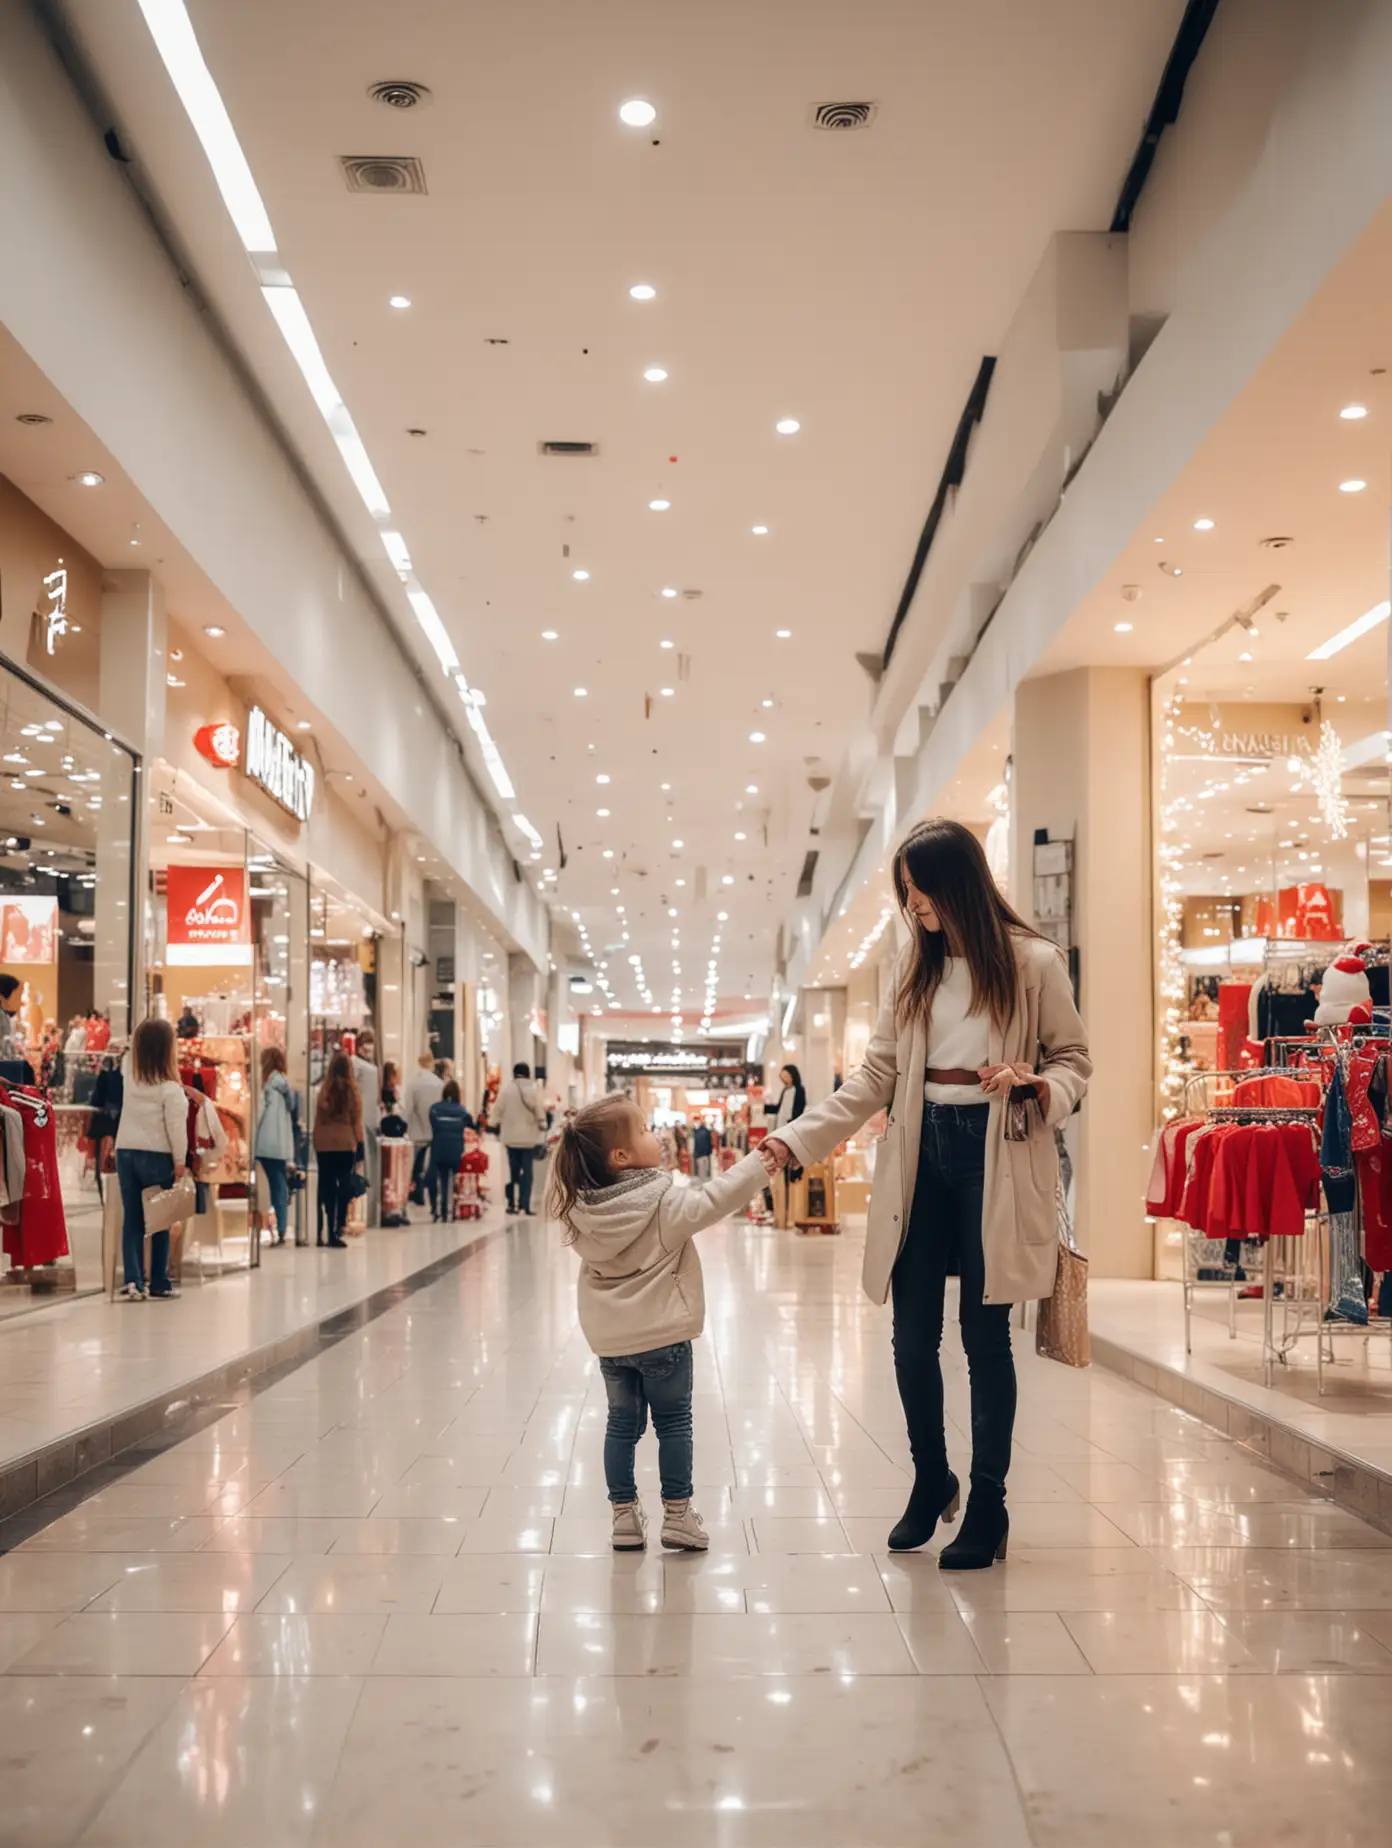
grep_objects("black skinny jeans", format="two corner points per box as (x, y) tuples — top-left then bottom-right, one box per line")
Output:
(891, 1102), (1016, 1502)
(316, 1149), (356, 1240)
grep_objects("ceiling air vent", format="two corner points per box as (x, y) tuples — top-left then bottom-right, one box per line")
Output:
(810, 101), (878, 131)
(538, 440), (600, 457)
(368, 80), (432, 110)
(340, 155), (427, 194)
(15, 412), (52, 426)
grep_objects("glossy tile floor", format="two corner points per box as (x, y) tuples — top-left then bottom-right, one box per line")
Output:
(1, 1214), (1391, 1846)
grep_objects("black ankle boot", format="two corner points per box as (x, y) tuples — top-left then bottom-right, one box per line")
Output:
(938, 1492), (1008, 1570)
(887, 1469), (960, 1552)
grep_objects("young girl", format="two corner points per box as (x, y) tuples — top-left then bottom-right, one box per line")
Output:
(551, 1093), (770, 1552)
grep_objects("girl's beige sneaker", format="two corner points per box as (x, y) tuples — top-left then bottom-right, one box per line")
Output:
(660, 1499), (709, 1551)
(611, 1501), (648, 1550)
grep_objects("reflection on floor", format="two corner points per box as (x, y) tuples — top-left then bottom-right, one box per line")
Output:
(0, 1199), (102, 1325)
(1, 1216), (1390, 1845)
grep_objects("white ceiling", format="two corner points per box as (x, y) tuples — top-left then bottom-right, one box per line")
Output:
(55, 0), (1186, 1020)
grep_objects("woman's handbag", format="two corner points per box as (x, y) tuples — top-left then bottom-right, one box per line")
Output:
(141, 1171), (197, 1234)
(1035, 1182), (1090, 1368)
(348, 1168), (369, 1200)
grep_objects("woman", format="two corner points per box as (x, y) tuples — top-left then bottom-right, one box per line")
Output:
(313, 1053), (363, 1248)
(115, 1016), (189, 1300)
(764, 1063), (807, 1216)
(255, 1046), (298, 1245)
(428, 1079), (472, 1221)
(381, 1060), (401, 1116)
(762, 820), (1090, 1570)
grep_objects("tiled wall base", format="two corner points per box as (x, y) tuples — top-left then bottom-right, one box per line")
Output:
(1091, 1331), (1392, 1537)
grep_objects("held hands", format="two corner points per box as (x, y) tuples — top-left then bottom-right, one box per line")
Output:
(977, 1062), (1051, 1117)
(759, 1136), (792, 1174)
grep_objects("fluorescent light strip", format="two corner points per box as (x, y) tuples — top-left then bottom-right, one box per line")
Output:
(138, 0), (525, 818)
(512, 814), (544, 851)
(1307, 599), (1391, 660)
(135, 0), (276, 253)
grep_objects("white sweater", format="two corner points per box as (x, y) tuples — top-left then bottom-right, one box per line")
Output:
(115, 1066), (188, 1160)
(923, 960), (989, 1104)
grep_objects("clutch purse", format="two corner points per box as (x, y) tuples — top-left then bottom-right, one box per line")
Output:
(1003, 1083), (1045, 1142)
(1036, 1182), (1090, 1368)
(141, 1172), (197, 1234)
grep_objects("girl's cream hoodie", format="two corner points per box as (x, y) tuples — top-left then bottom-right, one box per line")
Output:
(566, 1152), (767, 1358)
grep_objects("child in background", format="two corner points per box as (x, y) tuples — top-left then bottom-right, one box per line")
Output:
(551, 1094), (769, 1551)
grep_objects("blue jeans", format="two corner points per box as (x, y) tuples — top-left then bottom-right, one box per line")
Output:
(430, 1158), (455, 1220)
(506, 1146), (535, 1213)
(116, 1148), (175, 1292)
(600, 1342), (694, 1503)
(891, 1103), (1016, 1501)
(258, 1157), (289, 1240)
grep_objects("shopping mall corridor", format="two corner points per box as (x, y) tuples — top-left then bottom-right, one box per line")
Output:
(0, 1211), (1389, 1847)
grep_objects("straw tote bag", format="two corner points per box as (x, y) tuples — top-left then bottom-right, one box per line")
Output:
(1035, 1183), (1090, 1368)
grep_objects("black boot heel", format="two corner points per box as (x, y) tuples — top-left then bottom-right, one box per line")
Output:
(939, 1498), (1009, 1571)
(888, 1469), (960, 1552)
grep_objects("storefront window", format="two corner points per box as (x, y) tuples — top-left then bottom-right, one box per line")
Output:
(248, 844), (309, 1243)
(0, 659), (137, 1314)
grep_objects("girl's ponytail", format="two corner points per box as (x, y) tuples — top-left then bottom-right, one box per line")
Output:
(547, 1093), (637, 1239)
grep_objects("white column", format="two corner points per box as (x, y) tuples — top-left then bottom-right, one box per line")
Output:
(96, 569), (167, 1035)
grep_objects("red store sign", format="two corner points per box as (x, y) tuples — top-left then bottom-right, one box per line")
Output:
(165, 865), (252, 967)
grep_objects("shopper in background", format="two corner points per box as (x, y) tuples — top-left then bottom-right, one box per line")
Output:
(498, 1060), (546, 1217)
(313, 1052), (363, 1249)
(760, 820), (1091, 1570)
(63, 1013), (89, 1059)
(381, 1060), (401, 1114)
(176, 1004), (201, 1041)
(87, 1051), (123, 1201)
(255, 1045), (299, 1246)
(115, 1016), (189, 1301)
(428, 1079), (471, 1221)
(691, 1118), (713, 1180)
(406, 1052), (445, 1206)
(351, 1031), (382, 1227)
(0, 975), (22, 1061)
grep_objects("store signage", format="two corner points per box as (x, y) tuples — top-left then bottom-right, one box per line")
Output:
(606, 1042), (749, 1078)
(244, 706), (314, 823)
(165, 864), (252, 967)
(194, 721), (241, 770)
(41, 568), (68, 655)
(1216, 732), (1312, 759)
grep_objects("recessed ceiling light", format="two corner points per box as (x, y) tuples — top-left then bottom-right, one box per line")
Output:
(660, 687), (675, 697)
(1192, 517), (1215, 531)
(596, 806), (610, 817)
(629, 283), (657, 301)
(619, 98), (657, 127)
(572, 569), (590, 581)
(203, 625), (226, 638)
(1340, 403), (1369, 420)
(721, 874), (734, 885)
(1340, 478), (1367, 493)
(1113, 621), (1134, 633)
(760, 698), (774, 709)
(774, 629), (791, 640)
(296, 720), (312, 731)
(72, 471), (104, 487)
(648, 498), (671, 512)
(749, 731), (765, 743)
(775, 418), (801, 435)
(659, 639), (675, 650)
(1238, 650), (1253, 662)
(602, 848), (614, 858)
(643, 366), (668, 383)
(573, 687), (588, 697)
(541, 629), (558, 641)
(596, 773), (611, 784)
(672, 839), (684, 849)
(389, 295), (411, 309)
(734, 831), (747, 841)
(751, 524), (769, 536)
(660, 782), (671, 790)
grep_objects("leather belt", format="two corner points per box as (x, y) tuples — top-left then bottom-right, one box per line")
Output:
(924, 1067), (983, 1087)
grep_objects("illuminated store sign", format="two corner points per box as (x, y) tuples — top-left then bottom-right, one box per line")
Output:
(244, 706), (314, 822)
(41, 568), (68, 655)
(194, 720), (241, 769)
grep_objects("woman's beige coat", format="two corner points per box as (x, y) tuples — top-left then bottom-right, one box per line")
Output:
(777, 935), (1091, 1306)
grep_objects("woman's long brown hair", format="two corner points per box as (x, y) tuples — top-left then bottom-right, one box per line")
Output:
(549, 1094), (638, 1242)
(893, 819), (1039, 1030)
(131, 1016), (178, 1086)
(319, 1052), (358, 1120)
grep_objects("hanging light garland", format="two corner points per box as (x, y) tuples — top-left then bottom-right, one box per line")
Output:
(1311, 717), (1349, 840)
(1156, 689), (1217, 1118)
